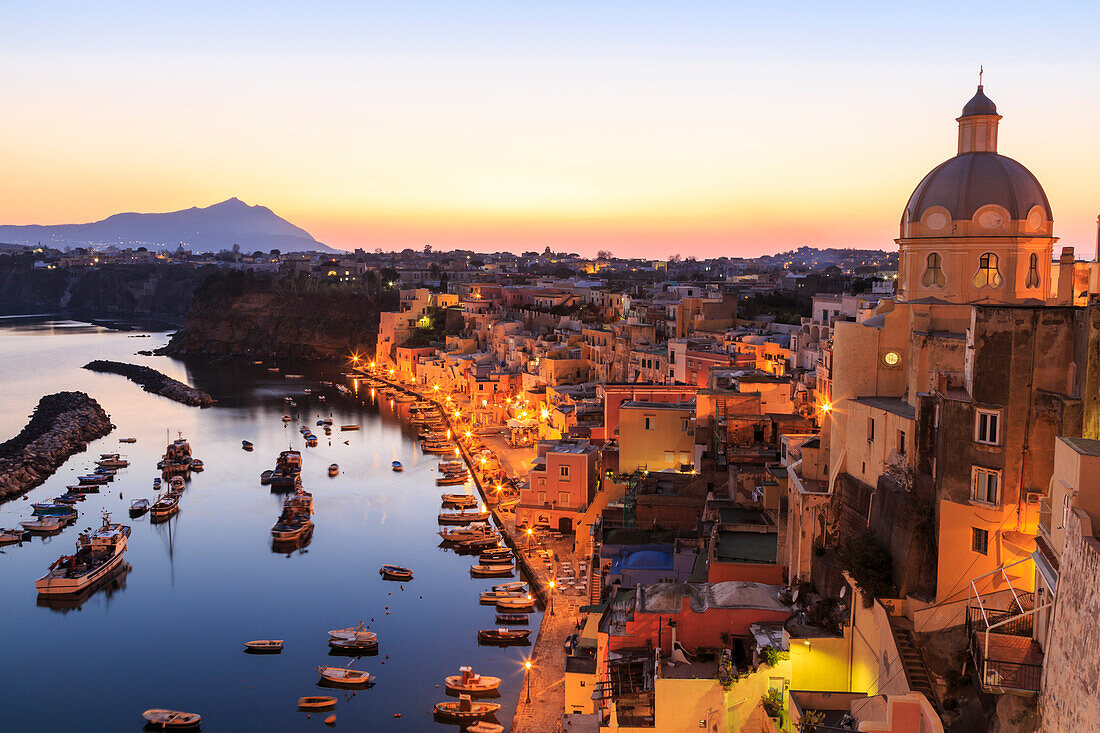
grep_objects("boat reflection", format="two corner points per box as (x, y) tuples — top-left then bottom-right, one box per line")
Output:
(36, 562), (132, 613)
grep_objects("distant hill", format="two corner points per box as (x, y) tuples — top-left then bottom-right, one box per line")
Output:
(0, 198), (335, 254)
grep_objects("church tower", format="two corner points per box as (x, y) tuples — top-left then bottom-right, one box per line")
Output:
(896, 85), (1056, 304)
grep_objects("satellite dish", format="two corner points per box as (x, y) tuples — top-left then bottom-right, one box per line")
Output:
(839, 586), (848, 598)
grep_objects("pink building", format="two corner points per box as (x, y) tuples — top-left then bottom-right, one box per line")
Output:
(517, 439), (599, 533)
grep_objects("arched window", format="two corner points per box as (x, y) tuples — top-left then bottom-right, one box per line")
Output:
(972, 253), (1003, 288)
(922, 252), (945, 287)
(1025, 252), (1040, 289)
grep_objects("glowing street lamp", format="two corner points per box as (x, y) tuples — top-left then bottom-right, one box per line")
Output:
(524, 660), (533, 703)
(526, 526), (534, 553)
(548, 579), (556, 616)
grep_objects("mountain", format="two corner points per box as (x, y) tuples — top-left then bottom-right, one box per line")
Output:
(0, 198), (336, 254)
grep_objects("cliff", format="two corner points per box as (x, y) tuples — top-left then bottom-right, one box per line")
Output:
(0, 392), (113, 503)
(84, 361), (216, 407)
(163, 270), (393, 359)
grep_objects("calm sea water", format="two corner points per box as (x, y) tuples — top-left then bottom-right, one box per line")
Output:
(0, 314), (537, 731)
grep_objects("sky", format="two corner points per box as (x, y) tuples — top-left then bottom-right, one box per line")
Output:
(1, 1), (1098, 258)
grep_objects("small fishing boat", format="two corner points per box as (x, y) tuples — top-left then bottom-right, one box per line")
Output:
(129, 498), (150, 516)
(119, 437), (137, 443)
(468, 722), (505, 733)
(433, 694), (501, 721)
(142, 709), (202, 729)
(260, 470), (273, 485)
(328, 464), (339, 477)
(96, 457), (130, 468)
(480, 549), (513, 564)
(297, 696), (337, 710)
(328, 637), (378, 653)
(340, 424), (360, 431)
(190, 459), (204, 472)
(480, 590), (523, 604)
(392, 461), (403, 472)
(445, 666), (502, 695)
(437, 473), (470, 486)
(316, 665), (373, 686)
(0, 528), (25, 545)
(271, 515), (312, 542)
(150, 492), (180, 521)
(67, 484), (97, 494)
(441, 494), (478, 508)
(495, 613), (530, 624)
(471, 564), (514, 578)
(478, 628), (531, 644)
(439, 510), (490, 525)
(282, 414), (292, 422)
(492, 581), (527, 592)
(268, 367), (280, 373)
(153, 477), (162, 489)
(50, 495), (80, 505)
(77, 474), (111, 485)
(242, 440), (254, 451)
(496, 594), (535, 610)
(438, 526), (495, 543)
(379, 564), (413, 581)
(169, 476), (186, 493)
(21, 517), (64, 533)
(32, 504), (78, 520)
(243, 640), (284, 653)
(328, 624), (378, 645)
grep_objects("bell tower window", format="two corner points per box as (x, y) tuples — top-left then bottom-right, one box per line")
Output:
(922, 252), (946, 287)
(1025, 253), (1040, 289)
(972, 253), (1003, 288)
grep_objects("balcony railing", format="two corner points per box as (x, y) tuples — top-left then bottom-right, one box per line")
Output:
(969, 631), (1042, 694)
(1038, 499), (1052, 538)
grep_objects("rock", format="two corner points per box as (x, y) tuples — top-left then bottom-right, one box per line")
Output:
(83, 360), (215, 407)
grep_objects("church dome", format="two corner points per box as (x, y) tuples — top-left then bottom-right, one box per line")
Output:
(960, 85), (998, 117)
(904, 152), (1052, 224)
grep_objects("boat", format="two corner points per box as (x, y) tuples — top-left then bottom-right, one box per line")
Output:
(441, 494), (478, 508)
(282, 414), (292, 422)
(96, 457), (129, 468)
(471, 564), (514, 577)
(433, 694), (501, 721)
(271, 489), (314, 542)
(150, 492), (180, 521)
(77, 474), (111, 485)
(438, 526), (495, 543)
(242, 440), (254, 451)
(284, 374), (304, 380)
(328, 464), (339, 476)
(439, 510), (490, 524)
(379, 564), (413, 581)
(66, 484), (97, 494)
(0, 528), (26, 545)
(142, 709), (202, 729)
(169, 476), (186, 492)
(328, 637), (379, 653)
(392, 461), (403, 472)
(160, 436), (194, 477)
(260, 470), (273, 485)
(32, 504), (78, 520)
(316, 665), (373, 686)
(468, 723), (505, 733)
(36, 512), (130, 596)
(297, 696), (337, 710)
(119, 437), (137, 443)
(421, 442), (456, 455)
(340, 424), (360, 431)
(495, 595), (535, 610)
(480, 549), (513, 564)
(328, 624), (378, 645)
(243, 640), (284, 653)
(445, 666), (502, 695)
(268, 367), (280, 373)
(21, 517), (64, 533)
(153, 477), (162, 489)
(478, 628), (531, 644)
(492, 581), (527, 592)
(495, 613), (530, 624)
(438, 460), (465, 471)
(437, 473), (470, 486)
(190, 459), (204, 472)
(129, 498), (150, 516)
(456, 536), (503, 551)
(480, 590), (523, 604)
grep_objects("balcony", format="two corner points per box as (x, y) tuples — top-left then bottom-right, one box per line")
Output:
(966, 577), (1046, 694)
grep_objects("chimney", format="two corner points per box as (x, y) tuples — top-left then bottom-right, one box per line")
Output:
(1057, 247), (1075, 305)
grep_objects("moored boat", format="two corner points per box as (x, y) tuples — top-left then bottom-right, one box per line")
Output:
(190, 459), (204, 472)
(32, 504), (78, 520)
(495, 595), (535, 610)
(129, 498), (150, 516)
(243, 639), (284, 653)
(328, 624), (378, 644)
(492, 581), (527, 592)
(0, 528), (26, 544)
(297, 696), (336, 710)
(471, 564), (514, 577)
(36, 512), (130, 596)
(441, 493), (478, 508)
(495, 613), (530, 624)
(242, 440), (254, 451)
(316, 665), (373, 686)
(445, 666), (501, 695)
(439, 509), (490, 525)
(260, 470), (273, 485)
(20, 517), (64, 533)
(467, 722), (505, 733)
(119, 437), (137, 443)
(392, 461), (403, 472)
(142, 709), (202, 729)
(340, 424), (360, 431)
(328, 464), (339, 476)
(150, 492), (180, 522)
(479, 549), (513, 564)
(437, 473), (470, 486)
(379, 564), (413, 581)
(477, 627), (531, 644)
(433, 694), (501, 721)
(480, 590), (523, 604)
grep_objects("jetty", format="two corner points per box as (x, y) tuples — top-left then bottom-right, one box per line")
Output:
(0, 391), (113, 503)
(83, 360), (215, 407)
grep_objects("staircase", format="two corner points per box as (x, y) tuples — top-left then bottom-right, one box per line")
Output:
(890, 622), (937, 702)
(589, 566), (604, 604)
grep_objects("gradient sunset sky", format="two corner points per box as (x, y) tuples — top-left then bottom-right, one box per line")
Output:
(2, 1), (1097, 258)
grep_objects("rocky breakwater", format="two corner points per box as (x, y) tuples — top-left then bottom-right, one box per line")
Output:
(0, 392), (113, 503)
(83, 360), (216, 407)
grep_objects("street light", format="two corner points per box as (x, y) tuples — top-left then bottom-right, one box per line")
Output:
(525, 660), (533, 703)
(526, 526), (534, 554)
(549, 579), (555, 616)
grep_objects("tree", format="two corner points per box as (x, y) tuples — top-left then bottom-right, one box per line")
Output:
(596, 249), (613, 260)
(839, 530), (894, 605)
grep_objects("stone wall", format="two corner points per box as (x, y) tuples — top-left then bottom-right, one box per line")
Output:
(1039, 509), (1100, 732)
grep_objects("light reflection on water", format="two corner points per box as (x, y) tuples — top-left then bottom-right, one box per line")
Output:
(0, 316), (536, 731)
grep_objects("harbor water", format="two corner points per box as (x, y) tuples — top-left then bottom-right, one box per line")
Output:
(0, 313), (539, 731)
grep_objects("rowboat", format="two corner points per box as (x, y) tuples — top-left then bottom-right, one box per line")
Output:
(260, 470), (273, 485)
(479, 549), (513, 564)
(379, 564), (414, 581)
(190, 460), (204, 472)
(129, 498), (150, 516)
(32, 504), (78, 519)
(437, 473), (469, 486)
(243, 639), (284, 653)
(495, 595), (535, 610)
(119, 437), (137, 443)
(495, 613), (530, 624)
(468, 723), (505, 733)
(438, 526), (495, 543)
(445, 666), (501, 695)
(52, 495), (80, 505)
(480, 590), (523, 604)
(433, 694), (501, 721)
(67, 484), (98, 493)
(492, 581), (527, 592)
(316, 665), (373, 686)
(340, 424), (360, 431)
(478, 628), (531, 644)
(439, 510), (490, 525)
(297, 696), (336, 710)
(329, 637), (379, 653)
(21, 517), (65, 533)
(142, 709), (202, 729)
(471, 564), (514, 577)
(441, 494), (478, 508)
(271, 516), (312, 542)
(150, 492), (180, 522)
(0, 528), (25, 545)
(392, 461), (403, 472)
(328, 464), (339, 476)
(328, 624), (378, 645)
(242, 440), (254, 451)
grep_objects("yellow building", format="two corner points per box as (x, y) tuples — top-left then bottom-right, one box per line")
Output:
(617, 400), (696, 474)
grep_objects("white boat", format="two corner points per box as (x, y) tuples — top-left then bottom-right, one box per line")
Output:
(150, 492), (180, 521)
(20, 517), (64, 533)
(142, 709), (202, 729)
(129, 498), (150, 516)
(445, 666), (502, 695)
(243, 639), (284, 653)
(36, 512), (130, 596)
(468, 723), (505, 733)
(328, 623), (378, 644)
(316, 665), (373, 686)
(492, 581), (527, 592)
(471, 564), (515, 577)
(0, 528), (24, 545)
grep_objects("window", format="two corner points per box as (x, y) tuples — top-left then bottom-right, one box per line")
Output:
(922, 252), (946, 287)
(537, 491), (546, 504)
(664, 451), (675, 465)
(644, 417), (653, 430)
(868, 418), (876, 442)
(897, 430), (906, 455)
(558, 492), (570, 507)
(971, 467), (1000, 505)
(975, 409), (1000, 445)
(972, 253), (1003, 288)
(1025, 253), (1040, 289)
(972, 527), (989, 555)
(559, 465), (570, 479)
(682, 418), (692, 434)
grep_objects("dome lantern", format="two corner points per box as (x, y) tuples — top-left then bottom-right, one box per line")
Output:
(957, 85), (1001, 154)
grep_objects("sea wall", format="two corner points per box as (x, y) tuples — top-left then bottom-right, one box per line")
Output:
(0, 392), (113, 503)
(83, 360), (216, 407)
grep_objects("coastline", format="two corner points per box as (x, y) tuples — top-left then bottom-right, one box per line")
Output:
(83, 360), (216, 407)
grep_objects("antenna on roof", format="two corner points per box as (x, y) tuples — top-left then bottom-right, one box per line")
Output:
(978, 65), (984, 86)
